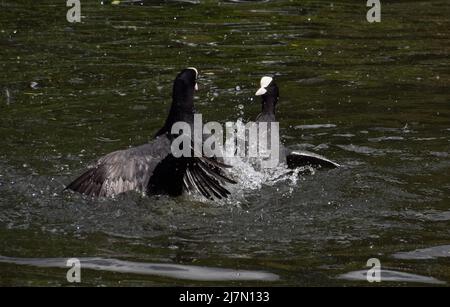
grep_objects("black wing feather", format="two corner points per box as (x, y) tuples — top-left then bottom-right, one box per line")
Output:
(66, 135), (236, 200)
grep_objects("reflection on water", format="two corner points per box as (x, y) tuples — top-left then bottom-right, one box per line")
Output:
(338, 270), (445, 285)
(393, 245), (450, 261)
(0, 256), (279, 281)
(1, 0), (450, 286)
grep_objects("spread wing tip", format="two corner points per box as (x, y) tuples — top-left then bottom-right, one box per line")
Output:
(184, 157), (236, 200)
(65, 168), (104, 197)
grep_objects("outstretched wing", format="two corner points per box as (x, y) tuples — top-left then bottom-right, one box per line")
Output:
(147, 145), (236, 200)
(66, 135), (236, 200)
(66, 137), (171, 197)
(286, 150), (340, 169)
(147, 133), (236, 200)
(183, 156), (236, 200)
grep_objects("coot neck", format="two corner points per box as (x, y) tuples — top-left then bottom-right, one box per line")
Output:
(261, 95), (277, 117)
(156, 82), (195, 137)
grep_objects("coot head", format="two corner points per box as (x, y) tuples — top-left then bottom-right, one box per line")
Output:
(174, 67), (198, 93)
(255, 76), (279, 101)
(255, 76), (279, 118)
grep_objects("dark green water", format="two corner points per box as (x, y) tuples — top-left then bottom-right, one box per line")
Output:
(1, 0), (449, 286)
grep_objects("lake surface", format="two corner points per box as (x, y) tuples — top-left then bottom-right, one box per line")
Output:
(0, 0), (449, 286)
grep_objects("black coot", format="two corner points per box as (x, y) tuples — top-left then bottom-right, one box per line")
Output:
(66, 68), (236, 199)
(254, 76), (340, 169)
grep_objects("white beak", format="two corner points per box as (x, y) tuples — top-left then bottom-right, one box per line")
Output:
(195, 83), (198, 91)
(255, 87), (267, 96)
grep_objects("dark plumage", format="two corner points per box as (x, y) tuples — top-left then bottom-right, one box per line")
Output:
(66, 68), (236, 199)
(254, 76), (340, 169)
